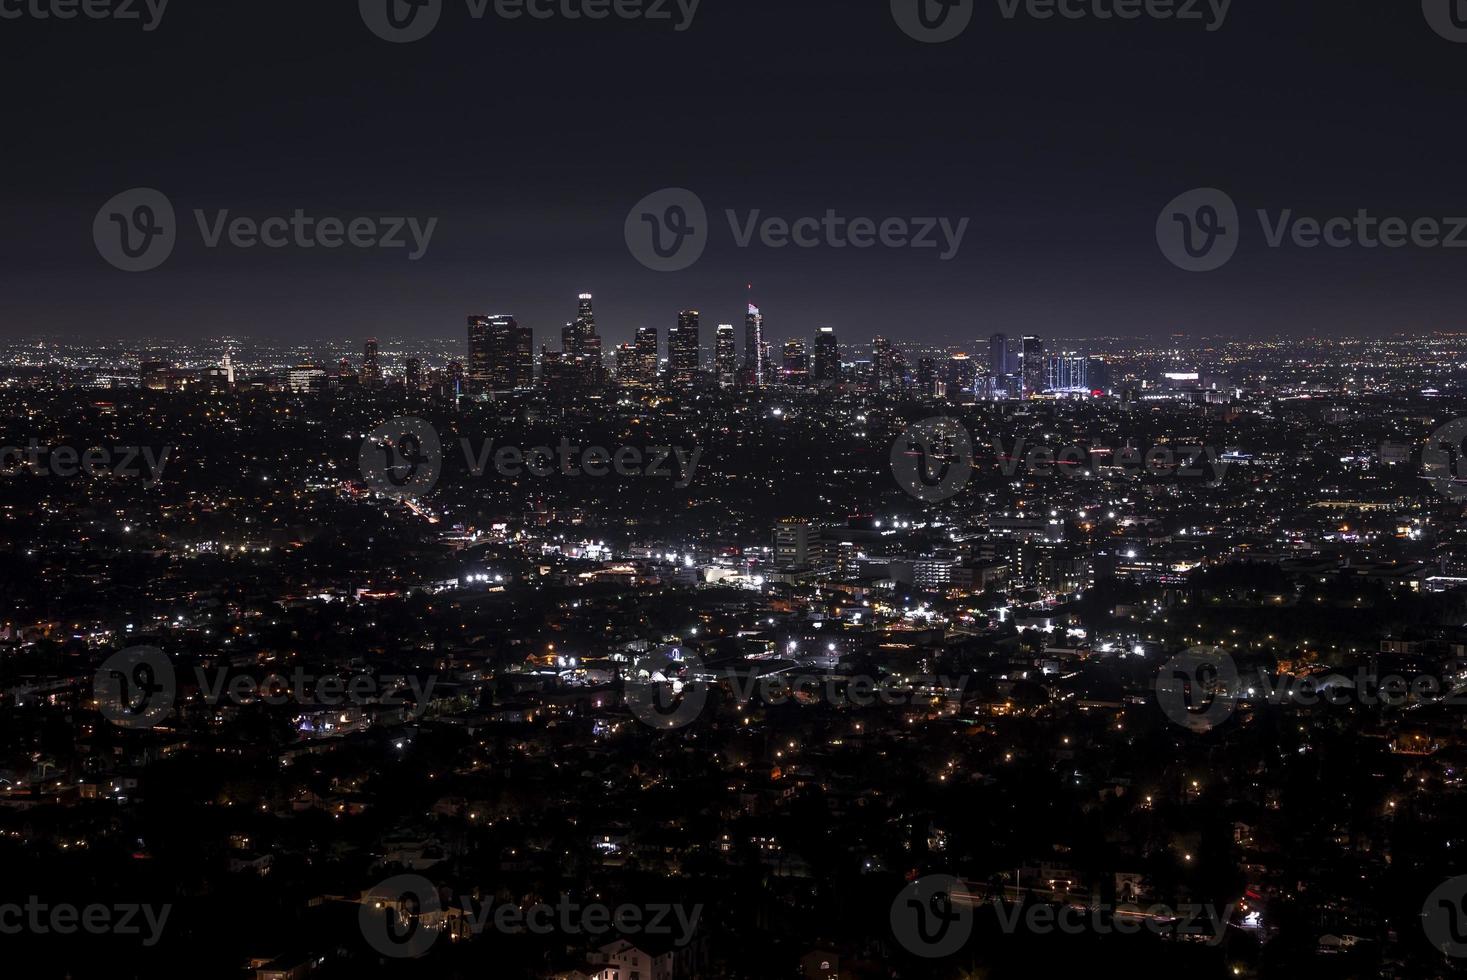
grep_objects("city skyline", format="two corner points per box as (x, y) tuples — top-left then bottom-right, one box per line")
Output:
(5, 5), (1467, 341)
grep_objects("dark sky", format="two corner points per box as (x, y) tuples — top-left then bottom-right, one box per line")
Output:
(2, 0), (1467, 350)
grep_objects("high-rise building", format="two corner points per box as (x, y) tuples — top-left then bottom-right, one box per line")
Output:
(362, 339), (382, 388)
(445, 359), (464, 400)
(742, 303), (764, 385)
(773, 518), (825, 569)
(288, 361), (328, 394)
(946, 353), (976, 401)
(1021, 336), (1045, 397)
(916, 357), (937, 398)
(988, 334), (1008, 379)
(1045, 354), (1091, 394)
(490, 315), (533, 391)
(715, 324), (737, 386)
(669, 310), (701, 386)
(471, 315), (532, 392)
(634, 326), (659, 384)
(813, 326), (839, 385)
(1088, 355), (1112, 394)
(782, 340), (808, 385)
(873, 336), (902, 391)
(467, 316), (492, 390)
(560, 292), (604, 385)
(614, 343), (639, 382)
(405, 357), (422, 392)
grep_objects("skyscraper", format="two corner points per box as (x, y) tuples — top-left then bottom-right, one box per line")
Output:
(491, 315), (533, 391)
(813, 326), (839, 385)
(872, 336), (900, 391)
(634, 326), (659, 384)
(946, 353), (976, 401)
(362, 338), (382, 388)
(988, 333), (1008, 380)
(405, 357), (422, 392)
(742, 303), (764, 385)
(715, 324), (736, 386)
(1021, 335), (1045, 397)
(560, 292), (604, 385)
(468, 316), (492, 390)
(782, 340), (808, 385)
(614, 344), (639, 382)
(470, 315), (532, 392)
(669, 310), (700, 387)
(916, 357), (937, 398)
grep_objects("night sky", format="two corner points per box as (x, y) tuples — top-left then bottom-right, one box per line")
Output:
(3, 0), (1467, 348)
